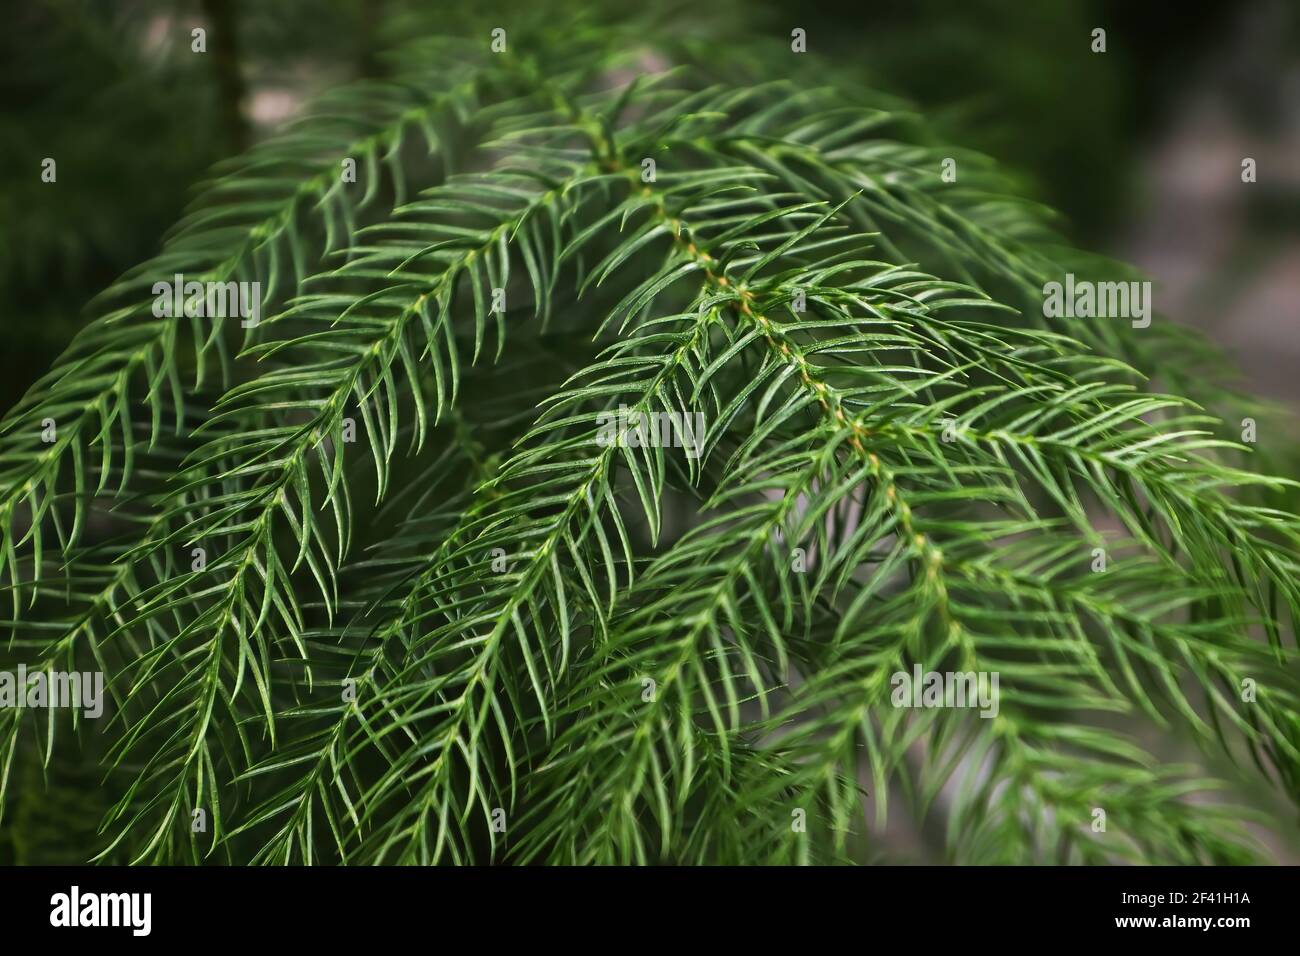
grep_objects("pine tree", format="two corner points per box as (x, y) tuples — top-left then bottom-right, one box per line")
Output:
(1, 7), (1298, 865)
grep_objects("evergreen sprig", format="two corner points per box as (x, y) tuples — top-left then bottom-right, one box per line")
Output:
(2, 13), (1297, 865)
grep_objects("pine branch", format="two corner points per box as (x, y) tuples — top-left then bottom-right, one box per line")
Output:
(6, 18), (1298, 865)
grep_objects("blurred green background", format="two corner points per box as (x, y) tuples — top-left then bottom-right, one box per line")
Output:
(3, 0), (1298, 411)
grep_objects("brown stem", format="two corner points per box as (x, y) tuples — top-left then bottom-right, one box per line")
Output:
(199, 0), (248, 152)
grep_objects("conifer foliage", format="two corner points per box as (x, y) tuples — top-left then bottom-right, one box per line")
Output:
(2, 11), (1298, 865)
